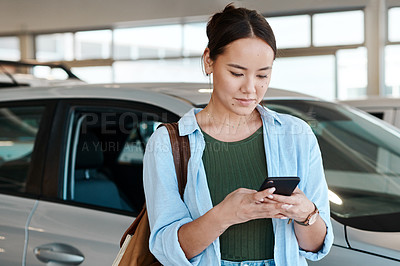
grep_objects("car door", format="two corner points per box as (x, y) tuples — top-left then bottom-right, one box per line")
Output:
(0, 101), (55, 266)
(24, 99), (180, 266)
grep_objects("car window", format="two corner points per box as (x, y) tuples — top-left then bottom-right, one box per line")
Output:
(0, 106), (44, 194)
(264, 100), (400, 232)
(63, 105), (175, 215)
(118, 121), (162, 164)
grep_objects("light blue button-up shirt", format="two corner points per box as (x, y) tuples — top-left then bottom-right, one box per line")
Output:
(143, 105), (333, 266)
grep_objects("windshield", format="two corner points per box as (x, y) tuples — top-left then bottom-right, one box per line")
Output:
(264, 99), (400, 232)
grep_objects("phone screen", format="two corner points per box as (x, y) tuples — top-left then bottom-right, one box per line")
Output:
(258, 176), (300, 196)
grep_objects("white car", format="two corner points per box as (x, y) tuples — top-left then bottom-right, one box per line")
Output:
(0, 60), (84, 88)
(1, 83), (400, 265)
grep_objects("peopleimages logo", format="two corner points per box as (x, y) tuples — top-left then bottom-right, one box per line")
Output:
(80, 141), (121, 152)
(80, 112), (170, 134)
(76, 110), (316, 154)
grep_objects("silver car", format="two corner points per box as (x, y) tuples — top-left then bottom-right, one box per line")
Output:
(0, 83), (399, 265)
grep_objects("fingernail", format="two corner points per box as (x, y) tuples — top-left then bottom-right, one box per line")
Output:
(267, 194), (273, 199)
(259, 198), (264, 202)
(280, 216), (288, 219)
(268, 187), (276, 193)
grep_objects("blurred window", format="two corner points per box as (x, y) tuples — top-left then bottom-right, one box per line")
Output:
(388, 7), (400, 42)
(267, 15), (311, 49)
(113, 58), (207, 83)
(385, 45), (400, 96)
(75, 30), (112, 60)
(29, 9), (367, 100)
(0, 37), (20, 61)
(36, 33), (74, 61)
(337, 47), (368, 99)
(71, 66), (113, 83)
(113, 25), (182, 60)
(33, 66), (69, 80)
(269, 55), (336, 100)
(183, 22), (208, 56)
(0, 106), (44, 194)
(313, 10), (364, 46)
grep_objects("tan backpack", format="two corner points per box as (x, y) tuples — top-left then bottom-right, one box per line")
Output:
(113, 122), (190, 266)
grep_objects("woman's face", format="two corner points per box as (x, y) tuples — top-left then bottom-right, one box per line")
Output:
(204, 37), (274, 116)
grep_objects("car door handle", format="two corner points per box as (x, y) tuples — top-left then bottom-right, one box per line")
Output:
(34, 243), (84, 265)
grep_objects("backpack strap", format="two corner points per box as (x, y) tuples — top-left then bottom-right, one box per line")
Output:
(159, 122), (190, 198)
(119, 122), (190, 247)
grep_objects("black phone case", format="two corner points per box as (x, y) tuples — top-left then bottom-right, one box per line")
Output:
(258, 176), (300, 196)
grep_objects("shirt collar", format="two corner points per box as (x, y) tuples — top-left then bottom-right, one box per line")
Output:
(256, 104), (283, 125)
(178, 108), (202, 136)
(178, 105), (282, 136)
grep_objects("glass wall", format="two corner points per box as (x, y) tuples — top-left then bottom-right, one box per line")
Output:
(269, 55), (336, 100)
(36, 33), (74, 61)
(75, 30), (112, 60)
(337, 47), (368, 99)
(114, 25), (182, 60)
(313, 10), (364, 46)
(385, 7), (400, 96)
(30, 23), (209, 83)
(388, 7), (400, 42)
(385, 45), (400, 96)
(113, 58), (204, 83)
(0, 37), (20, 61)
(71, 66), (113, 84)
(183, 22), (208, 56)
(267, 9), (366, 100)
(0, 8), (376, 100)
(267, 15), (311, 49)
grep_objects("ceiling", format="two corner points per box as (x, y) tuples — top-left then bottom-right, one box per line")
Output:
(1, 0), (393, 34)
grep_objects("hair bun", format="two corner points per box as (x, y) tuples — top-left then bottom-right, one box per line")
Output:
(205, 3), (277, 61)
(222, 3), (236, 13)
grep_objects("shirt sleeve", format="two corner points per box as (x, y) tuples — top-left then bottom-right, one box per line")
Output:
(298, 127), (334, 261)
(143, 126), (202, 266)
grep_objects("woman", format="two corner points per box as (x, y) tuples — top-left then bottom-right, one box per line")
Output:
(143, 4), (333, 266)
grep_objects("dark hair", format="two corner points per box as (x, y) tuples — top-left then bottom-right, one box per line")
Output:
(206, 4), (277, 61)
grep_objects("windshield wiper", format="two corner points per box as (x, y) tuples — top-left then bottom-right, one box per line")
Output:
(0, 64), (20, 86)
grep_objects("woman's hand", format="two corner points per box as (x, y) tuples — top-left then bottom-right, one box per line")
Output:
(266, 187), (315, 222)
(266, 187), (327, 252)
(178, 186), (285, 260)
(215, 187), (287, 228)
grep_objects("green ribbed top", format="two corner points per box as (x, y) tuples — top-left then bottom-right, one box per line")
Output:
(201, 127), (274, 262)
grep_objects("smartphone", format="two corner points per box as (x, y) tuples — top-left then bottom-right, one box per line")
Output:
(258, 176), (300, 196)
